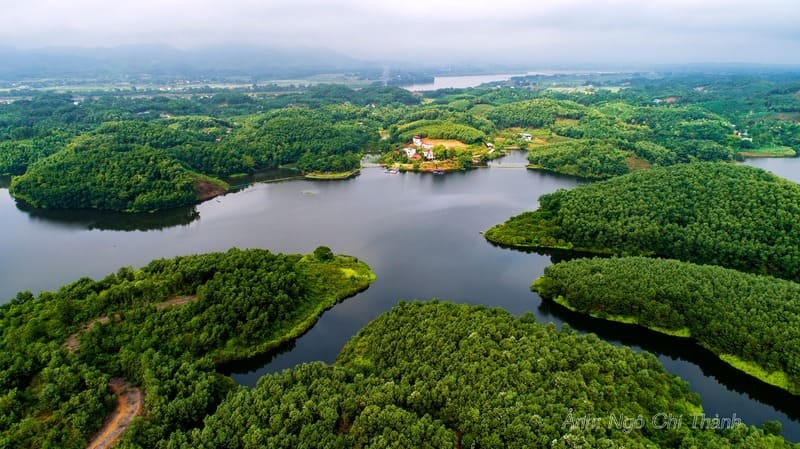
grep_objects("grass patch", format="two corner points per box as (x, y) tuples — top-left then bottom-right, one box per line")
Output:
(625, 156), (651, 170)
(738, 146), (796, 158)
(484, 209), (612, 253)
(304, 169), (360, 180)
(719, 354), (790, 391)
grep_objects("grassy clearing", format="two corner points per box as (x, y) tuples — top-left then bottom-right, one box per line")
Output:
(738, 146), (796, 157)
(719, 354), (790, 391)
(625, 156), (651, 170)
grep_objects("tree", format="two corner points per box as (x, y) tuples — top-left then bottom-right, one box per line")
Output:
(313, 246), (335, 261)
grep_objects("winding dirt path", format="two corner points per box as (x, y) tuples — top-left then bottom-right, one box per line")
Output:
(86, 378), (143, 449)
(64, 316), (115, 354)
(62, 295), (197, 448)
(154, 295), (197, 309)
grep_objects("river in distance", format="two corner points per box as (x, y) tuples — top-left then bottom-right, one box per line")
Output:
(401, 70), (623, 91)
(1, 153), (799, 440)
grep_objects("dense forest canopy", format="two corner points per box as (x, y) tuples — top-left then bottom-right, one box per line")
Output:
(0, 248), (374, 449)
(166, 302), (792, 448)
(533, 257), (800, 394)
(485, 163), (800, 282)
(1, 72), (798, 211)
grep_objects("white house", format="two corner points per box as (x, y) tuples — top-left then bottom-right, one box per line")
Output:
(403, 147), (417, 158)
(423, 149), (435, 160)
(521, 133), (532, 141)
(412, 135), (423, 146)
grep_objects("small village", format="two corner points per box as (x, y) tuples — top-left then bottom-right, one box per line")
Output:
(383, 135), (499, 174)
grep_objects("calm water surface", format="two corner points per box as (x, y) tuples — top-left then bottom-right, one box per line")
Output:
(2, 154), (799, 440)
(743, 156), (800, 182)
(402, 74), (524, 91)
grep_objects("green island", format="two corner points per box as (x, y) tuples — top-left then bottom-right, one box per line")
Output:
(0, 247), (374, 449)
(161, 301), (791, 448)
(532, 257), (800, 394)
(485, 162), (800, 282)
(3, 72), (800, 211)
(303, 169), (360, 180)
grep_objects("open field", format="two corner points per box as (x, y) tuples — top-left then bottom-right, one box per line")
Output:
(422, 138), (468, 149)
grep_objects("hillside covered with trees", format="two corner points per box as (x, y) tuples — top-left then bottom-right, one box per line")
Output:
(164, 301), (792, 449)
(2, 72), (798, 211)
(533, 257), (800, 394)
(485, 163), (800, 282)
(0, 247), (374, 449)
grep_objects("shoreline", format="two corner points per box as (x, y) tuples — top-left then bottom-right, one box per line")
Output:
(537, 285), (795, 395)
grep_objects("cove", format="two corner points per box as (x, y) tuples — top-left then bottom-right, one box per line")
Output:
(1, 152), (799, 440)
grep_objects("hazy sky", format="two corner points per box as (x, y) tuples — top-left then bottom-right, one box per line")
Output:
(4, 0), (800, 65)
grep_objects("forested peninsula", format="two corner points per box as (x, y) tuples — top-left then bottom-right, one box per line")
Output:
(164, 302), (791, 448)
(485, 162), (800, 282)
(3, 72), (799, 211)
(0, 247), (374, 449)
(532, 257), (800, 395)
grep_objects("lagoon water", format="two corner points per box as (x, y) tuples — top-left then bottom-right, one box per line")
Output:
(2, 153), (799, 440)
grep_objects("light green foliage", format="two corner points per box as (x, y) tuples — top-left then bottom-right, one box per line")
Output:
(487, 98), (587, 128)
(534, 257), (800, 393)
(395, 119), (486, 144)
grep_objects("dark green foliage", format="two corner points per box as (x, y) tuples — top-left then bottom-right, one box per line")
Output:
(313, 245), (334, 261)
(0, 248), (374, 449)
(4, 75), (797, 209)
(223, 105), (376, 173)
(486, 163), (800, 282)
(1, 87), (399, 211)
(534, 257), (800, 393)
(167, 302), (794, 449)
(10, 143), (199, 212)
(528, 140), (630, 179)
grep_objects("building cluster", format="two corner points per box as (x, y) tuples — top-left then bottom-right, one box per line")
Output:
(403, 135), (435, 160)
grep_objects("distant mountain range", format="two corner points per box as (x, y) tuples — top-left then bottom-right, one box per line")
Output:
(2, 45), (797, 85)
(0, 45), (379, 82)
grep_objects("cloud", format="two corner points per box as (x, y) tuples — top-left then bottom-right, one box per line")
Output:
(2, 0), (799, 64)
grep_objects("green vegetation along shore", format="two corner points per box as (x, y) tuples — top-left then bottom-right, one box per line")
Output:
(3, 72), (799, 212)
(0, 247), (374, 449)
(532, 257), (800, 395)
(303, 169), (360, 180)
(485, 162), (800, 282)
(164, 301), (792, 448)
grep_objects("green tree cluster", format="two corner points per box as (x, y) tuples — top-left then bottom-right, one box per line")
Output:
(527, 140), (630, 179)
(485, 163), (800, 282)
(534, 257), (800, 394)
(165, 302), (793, 449)
(0, 248), (374, 449)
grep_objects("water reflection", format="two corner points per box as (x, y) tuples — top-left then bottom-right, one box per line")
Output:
(1, 155), (799, 440)
(15, 202), (199, 231)
(539, 299), (800, 430)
